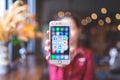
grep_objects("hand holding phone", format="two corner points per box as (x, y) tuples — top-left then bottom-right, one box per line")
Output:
(49, 21), (70, 66)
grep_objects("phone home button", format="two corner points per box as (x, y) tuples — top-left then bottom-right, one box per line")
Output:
(58, 60), (62, 64)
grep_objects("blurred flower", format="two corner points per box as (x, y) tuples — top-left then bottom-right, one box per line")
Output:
(0, 0), (45, 42)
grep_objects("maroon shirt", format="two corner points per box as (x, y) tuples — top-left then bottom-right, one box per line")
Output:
(49, 47), (94, 80)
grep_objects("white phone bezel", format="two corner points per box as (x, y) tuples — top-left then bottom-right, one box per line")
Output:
(49, 21), (70, 66)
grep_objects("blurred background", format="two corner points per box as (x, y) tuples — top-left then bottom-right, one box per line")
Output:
(0, 0), (120, 80)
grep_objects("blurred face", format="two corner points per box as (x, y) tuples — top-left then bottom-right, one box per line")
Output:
(60, 18), (80, 49)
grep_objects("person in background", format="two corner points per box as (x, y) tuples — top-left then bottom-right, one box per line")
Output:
(45, 15), (94, 80)
(109, 40), (120, 72)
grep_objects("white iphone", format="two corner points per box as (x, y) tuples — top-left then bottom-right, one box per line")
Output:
(49, 21), (70, 66)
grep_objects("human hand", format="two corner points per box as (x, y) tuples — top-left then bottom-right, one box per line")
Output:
(44, 30), (76, 67)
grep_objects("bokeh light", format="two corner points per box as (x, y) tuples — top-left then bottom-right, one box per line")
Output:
(115, 13), (120, 20)
(101, 8), (107, 14)
(86, 17), (92, 23)
(98, 19), (104, 26)
(91, 13), (98, 20)
(65, 11), (71, 15)
(105, 17), (111, 23)
(81, 19), (87, 26)
(58, 11), (64, 17)
(117, 24), (120, 31)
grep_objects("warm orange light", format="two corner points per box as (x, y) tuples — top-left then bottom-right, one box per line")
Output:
(91, 13), (97, 20)
(105, 17), (111, 23)
(58, 11), (64, 17)
(98, 19), (104, 26)
(81, 19), (87, 26)
(118, 24), (120, 31)
(65, 11), (71, 15)
(86, 17), (92, 23)
(101, 8), (107, 14)
(115, 13), (120, 20)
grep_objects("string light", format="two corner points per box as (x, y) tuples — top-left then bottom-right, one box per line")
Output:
(115, 13), (120, 20)
(81, 19), (87, 26)
(65, 11), (71, 15)
(58, 11), (64, 17)
(105, 17), (111, 23)
(117, 24), (120, 31)
(98, 19), (104, 26)
(86, 17), (92, 23)
(101, 8), (107, 14)
(91, 13), (97, 20)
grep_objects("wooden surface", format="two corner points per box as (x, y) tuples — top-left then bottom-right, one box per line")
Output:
(0, 55), (48, 80)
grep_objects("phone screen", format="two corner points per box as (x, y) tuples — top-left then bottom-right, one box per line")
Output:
(50, 26), (70, 60)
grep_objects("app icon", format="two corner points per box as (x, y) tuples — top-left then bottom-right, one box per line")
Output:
(58, 36), (62, 40)
(63, 36), (67, 40)
(65, 32), (68, 35)
(65, 55), (69, 59)
(52, 32), (55, 35)
(56, 32), (59, 35)
(51, 55), (56, 59)
(61, 28), (64, 31)
(65, 27), (69, 31)
(61, 50), (64, 54)
(61, 55), (64, 60)
(60, 32), (64, 35)
(58, 45), (62, 49)
(63, 46), (68, 50)
(56, 50), (60, 54)
(52, 36), (57, 40)
(63, 41), (68, 45)
(52, 27), (55, 31)
(52, 41), (57, 44)
(53, 45), (57, 49)
(56, 27), (60, 32)
(56, 55), (60, 60)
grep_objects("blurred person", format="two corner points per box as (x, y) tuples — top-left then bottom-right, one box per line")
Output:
(109, 40), (120, 73)
(45, 15), (94, 80)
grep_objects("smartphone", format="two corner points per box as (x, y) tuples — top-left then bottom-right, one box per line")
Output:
(49, 21), (70, 66)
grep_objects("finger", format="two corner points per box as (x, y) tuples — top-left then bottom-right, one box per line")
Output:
(45, 40), (50, 46)
(46, 54), (50, 60)
(46, 30), (50, 39)
(47, 30), (50, 34)
(70, 47), (75, 53)
(44, 46), (50, 52)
